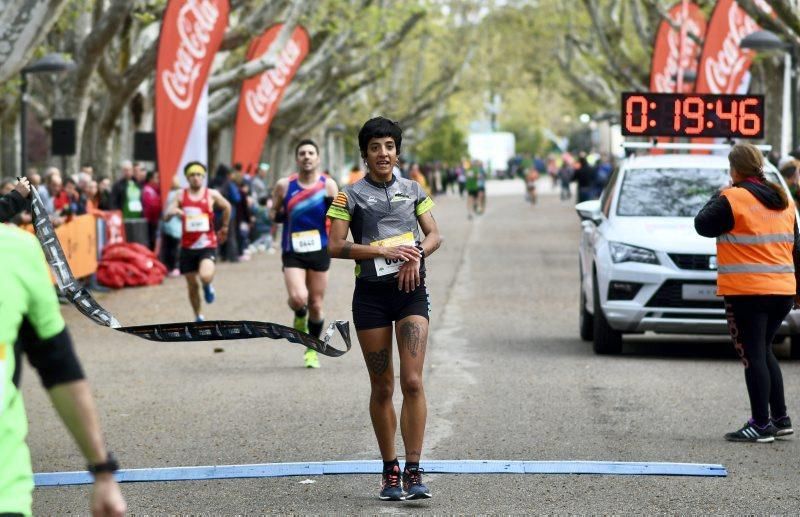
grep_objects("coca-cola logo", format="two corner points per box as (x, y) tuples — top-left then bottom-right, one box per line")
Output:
(703, 1), (764, 94)
(245, 37), (303, 125)
(654, 13), (702, 93)
(162, 0), (220, 110)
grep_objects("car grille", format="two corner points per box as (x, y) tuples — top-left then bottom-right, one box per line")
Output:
(645, 280), (724, 309)
(669, 253), (714, 270)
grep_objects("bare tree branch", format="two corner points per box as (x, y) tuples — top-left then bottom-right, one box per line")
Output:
(736, 0), (800, 43)
(0, 0), (71, 83)
(581, 0), (647, 89)
(641, 0), (703, 46)
(208, 0), (304, 91)
(630, 0), (653, 49)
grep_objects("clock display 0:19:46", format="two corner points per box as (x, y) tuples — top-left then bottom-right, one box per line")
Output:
(622, 93), (764, 138)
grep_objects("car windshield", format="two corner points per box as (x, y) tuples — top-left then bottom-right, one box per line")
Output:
(616, 168), (730, 217)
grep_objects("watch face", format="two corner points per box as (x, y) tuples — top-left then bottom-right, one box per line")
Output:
(621, 92), (765, 139)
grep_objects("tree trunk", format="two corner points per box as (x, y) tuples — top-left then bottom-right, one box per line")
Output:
(263, 130), (294, 180)
(0, 110), (18, 177)
(0, 0), (71, 83)
(751, 59), (784, 153)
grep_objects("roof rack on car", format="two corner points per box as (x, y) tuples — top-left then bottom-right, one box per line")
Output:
(622, 142), (772, 151)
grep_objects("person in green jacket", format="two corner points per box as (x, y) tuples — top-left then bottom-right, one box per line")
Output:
(0, 224), (126, 516)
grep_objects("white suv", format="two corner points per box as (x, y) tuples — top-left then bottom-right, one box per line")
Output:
(576, 153), (800, 355)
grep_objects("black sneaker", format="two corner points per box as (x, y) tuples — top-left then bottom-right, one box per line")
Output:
(724, 419), (776, 443)
(379, 464), (404, 501)
(772, 416), (794, 437)
(402, 466), (431, 500)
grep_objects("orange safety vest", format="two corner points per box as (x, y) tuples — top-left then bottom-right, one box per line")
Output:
(716, 186), (796, 296)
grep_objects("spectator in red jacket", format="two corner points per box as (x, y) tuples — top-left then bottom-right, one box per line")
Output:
(142, 170), (162, 251)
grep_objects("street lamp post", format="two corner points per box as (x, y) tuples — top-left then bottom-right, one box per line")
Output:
(19, 54), (75, 176)
(740, 30), (797, 156)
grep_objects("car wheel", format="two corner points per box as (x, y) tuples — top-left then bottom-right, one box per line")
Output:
(592, 273), (623, 355)
(790, 334), (800, 360)
(579, 284), (593, 341)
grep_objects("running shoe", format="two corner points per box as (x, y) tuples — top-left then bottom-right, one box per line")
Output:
(402, 466), (431, 500)
(293, 314), (309, 334)
(379, 464), (404, 501)
(202, 283), (216, 304)
(773, 416), (794, 437)
(196, 315), (205, 323)
(304, 348), (320, 369)
(724, 419), (777, 443)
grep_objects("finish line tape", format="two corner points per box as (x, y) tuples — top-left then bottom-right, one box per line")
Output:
(35, 460), (726, 486)
(28, 187), (351, 357)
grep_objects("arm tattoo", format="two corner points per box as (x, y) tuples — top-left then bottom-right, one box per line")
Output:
(365, 349), (390, 375)
(341, 241), (353, 259)
(399, 321), (425, 358)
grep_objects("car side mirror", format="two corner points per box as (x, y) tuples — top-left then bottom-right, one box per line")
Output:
(575, 200), (603, 225)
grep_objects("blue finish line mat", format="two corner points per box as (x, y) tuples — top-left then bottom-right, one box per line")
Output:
(35, 460), (727, 486)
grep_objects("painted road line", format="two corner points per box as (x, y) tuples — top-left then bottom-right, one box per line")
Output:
(35, 460), (727, 486)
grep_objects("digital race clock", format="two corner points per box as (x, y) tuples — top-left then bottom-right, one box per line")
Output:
(621, 92), (765, 139)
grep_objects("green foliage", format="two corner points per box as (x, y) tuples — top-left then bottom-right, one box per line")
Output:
(413, 116), (467, 164)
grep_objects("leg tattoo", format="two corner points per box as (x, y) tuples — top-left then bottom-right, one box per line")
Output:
(399, 321), (424, 358)
(366, 348), (390, 375)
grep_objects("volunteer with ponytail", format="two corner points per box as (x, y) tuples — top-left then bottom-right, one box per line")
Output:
(164, 162), (232, 322)
(695, 142), (799, 443)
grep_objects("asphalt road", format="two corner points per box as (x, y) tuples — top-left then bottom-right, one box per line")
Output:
(26, 179), (800, 514)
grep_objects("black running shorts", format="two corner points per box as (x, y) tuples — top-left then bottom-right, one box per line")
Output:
(179, 248), (216, 274)
(352, 279), (430, 330)
(282, 249), (331, 272)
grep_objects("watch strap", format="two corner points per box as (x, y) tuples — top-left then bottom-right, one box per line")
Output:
(88, 452), (119, 474)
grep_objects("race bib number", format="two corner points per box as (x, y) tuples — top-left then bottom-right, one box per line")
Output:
(370, 232), (415, 277)
(292, 230), (322, 253)
(127, 199), (142, 213)
(184, 207), (210, 232)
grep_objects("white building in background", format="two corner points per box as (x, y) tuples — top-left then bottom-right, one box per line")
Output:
(467, 132), (515, 174)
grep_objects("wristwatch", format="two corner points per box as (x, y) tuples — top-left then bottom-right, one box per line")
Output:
(415, 244), (425, 259)
(88, 452), (119, 475)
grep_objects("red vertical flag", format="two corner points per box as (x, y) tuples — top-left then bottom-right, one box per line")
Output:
(692, 0), (772, 150)
(649, 2), (706, 152)
(649, 2), (706, 94)
(155, 0), (230, 204)
(232, 25), (310, 174)
(694, 0), (771, 96)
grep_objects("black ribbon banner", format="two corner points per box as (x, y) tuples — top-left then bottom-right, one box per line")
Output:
(29, 188), (351, 357)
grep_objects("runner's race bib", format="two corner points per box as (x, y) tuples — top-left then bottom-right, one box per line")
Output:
(127, 199), (143, 213)
(292, 230), (322, 253)
(184, 207), (210, 232)
(370, 232), (415, 276)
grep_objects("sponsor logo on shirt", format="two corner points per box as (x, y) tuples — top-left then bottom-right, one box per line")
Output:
(391, 192), (412, 203)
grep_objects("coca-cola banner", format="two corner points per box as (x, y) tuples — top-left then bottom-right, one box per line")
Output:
(650, 2), (706, 94)
(232, 24), (310, 174)
(156, 0), (230, 203)
(694, 0), (773, 95)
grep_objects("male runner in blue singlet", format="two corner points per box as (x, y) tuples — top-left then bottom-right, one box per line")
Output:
(271, 140), (338, 368)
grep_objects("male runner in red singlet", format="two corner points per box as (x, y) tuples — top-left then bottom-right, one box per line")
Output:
(165, 162), (232, 322)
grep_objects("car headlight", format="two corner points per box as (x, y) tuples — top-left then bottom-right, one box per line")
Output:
(608, 242), (659, 264)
